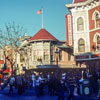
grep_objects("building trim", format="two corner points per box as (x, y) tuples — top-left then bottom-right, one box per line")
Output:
(75, 56), (100, 61)
(65, 0), (94, 8)
(89, 27), (100, 32)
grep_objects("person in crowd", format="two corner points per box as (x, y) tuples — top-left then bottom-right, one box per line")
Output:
(32, 73), (36, 88)
(35, 73), (40, 97)
(61, 72), (66, 81)
(47, 73), (52, 95)
(29, 74), (33, 89)
(47, 72), (51, 81)
(67, 74), (76, 100)
(9, 75), (15, 94)
(16, 75), (23, 95)
(83, 68), (89, 79)
(92, 67), (100, 94)
(49, 74), (56, 96)
(57, 79), (65, 100)
(21, 75), (26, 93)
(39, 73), (45, 95)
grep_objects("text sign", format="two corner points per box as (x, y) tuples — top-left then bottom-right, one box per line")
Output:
(65, 14), (73, 47)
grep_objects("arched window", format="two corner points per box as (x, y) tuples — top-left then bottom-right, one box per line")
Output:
(77, 17), (84, 31)
(95, 13), (100, 28)
(97, 35), (100, 49)
(92, 11), (100, 28)
(78, 38), (85, 52)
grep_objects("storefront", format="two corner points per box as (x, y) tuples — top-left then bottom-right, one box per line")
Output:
(75, 53), (100, 72)
(66, 0), (100, 73)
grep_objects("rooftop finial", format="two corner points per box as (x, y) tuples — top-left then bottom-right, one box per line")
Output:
(24, 33), (27, 36)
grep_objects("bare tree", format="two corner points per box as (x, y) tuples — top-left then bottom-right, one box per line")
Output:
(0, 22), (25, 74)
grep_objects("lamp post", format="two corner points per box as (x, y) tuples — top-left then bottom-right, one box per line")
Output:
(19, 48), (24, 74)
(55, 49), (59, 77)
(27, 47), (30, 69)
(4, 50), (7, 70)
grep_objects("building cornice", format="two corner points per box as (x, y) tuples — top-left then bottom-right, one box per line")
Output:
(29, 39), (58, 43)
(65, 0), (94, 9)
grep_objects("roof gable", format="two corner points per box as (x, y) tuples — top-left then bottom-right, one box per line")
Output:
(30, 28), (57, 41)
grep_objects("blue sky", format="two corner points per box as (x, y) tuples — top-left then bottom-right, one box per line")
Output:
(0, 0), (73, 40)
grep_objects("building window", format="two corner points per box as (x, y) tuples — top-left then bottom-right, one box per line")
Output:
(33, 50), (37, 60)
(59, 50), (62, 61)
(77, 17), (84, 31)
(97, 35), (100, 49)
(92, 11), (100, 28)
(44, 55), (49, 60)
(78, 38), (85, 52)
(20, 54), (24, 62)
(96, 13), (100, 28)
(34, 55), (37, 60)
(44, 49), (49, 60)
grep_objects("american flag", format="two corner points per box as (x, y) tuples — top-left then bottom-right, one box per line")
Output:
(37, 9), (42, 14)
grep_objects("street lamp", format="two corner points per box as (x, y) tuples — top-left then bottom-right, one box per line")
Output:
(55, 49), (59, 76)
(4, 50), (7, 70)
(55, 49), (59, 65)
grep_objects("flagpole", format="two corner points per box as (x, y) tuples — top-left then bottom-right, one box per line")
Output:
(42, 8), (44, 28)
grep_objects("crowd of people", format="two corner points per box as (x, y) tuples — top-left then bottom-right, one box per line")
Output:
(1, 68), (100, 100)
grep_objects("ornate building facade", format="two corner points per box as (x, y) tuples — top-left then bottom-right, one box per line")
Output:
(17, 28), (76, 73)
(66, 0), (100, 69)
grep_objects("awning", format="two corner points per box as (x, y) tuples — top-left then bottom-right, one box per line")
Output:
(37, 65), (58, 69)
(57, 45), (72, 49)
(3, 69), (10, 73)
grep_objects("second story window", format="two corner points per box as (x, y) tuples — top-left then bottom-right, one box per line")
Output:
(78, 38), (85, 52)
(44, 49), (49, 60)
(59, 50), (62, 61)
(92, 11), (100, 28)
(20, 54), (24, 62)
(33, 50), (37, 60)
(77, 17), (84, 31)
(96, 13), (100, 28)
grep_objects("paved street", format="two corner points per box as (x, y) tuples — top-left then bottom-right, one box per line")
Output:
(0, 85), (58, 100)
(0, 94), (58, 100)
(0, 85), (100, 100)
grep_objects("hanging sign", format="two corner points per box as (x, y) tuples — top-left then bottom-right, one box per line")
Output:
(65, 13), (73, 47)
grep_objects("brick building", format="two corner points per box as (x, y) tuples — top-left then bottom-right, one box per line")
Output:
(66, 0), (100, 71)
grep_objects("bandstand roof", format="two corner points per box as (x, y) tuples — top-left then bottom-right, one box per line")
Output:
(30, 28), (57, 41)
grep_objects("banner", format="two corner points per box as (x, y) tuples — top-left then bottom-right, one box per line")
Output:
(65, 13), (73, 47)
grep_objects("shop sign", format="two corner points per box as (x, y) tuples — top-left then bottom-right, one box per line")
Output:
(91, 54), (100, 58)
(75, 54), (100, 61)
(65, 13), (73, 47)
(75, 55), (89, 60)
